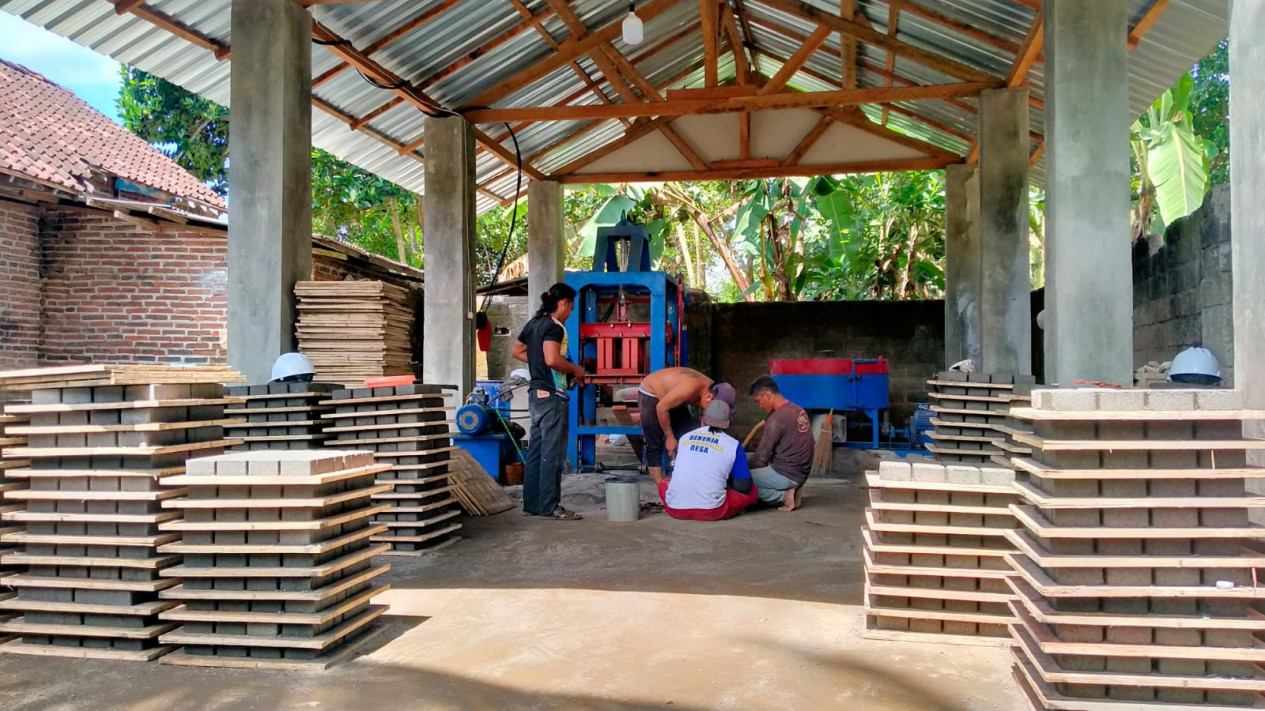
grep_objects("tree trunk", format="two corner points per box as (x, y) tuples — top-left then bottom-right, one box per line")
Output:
(675, 223), (695, 288)
(389, 197), (407, 264)
(667, 190), (753, 301)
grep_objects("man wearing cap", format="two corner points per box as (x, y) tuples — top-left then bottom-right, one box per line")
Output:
(637, 366), (736, 484)
(657, 400), (758, 522)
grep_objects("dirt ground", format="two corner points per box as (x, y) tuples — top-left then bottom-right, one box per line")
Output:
(0, 471), (1021, 711)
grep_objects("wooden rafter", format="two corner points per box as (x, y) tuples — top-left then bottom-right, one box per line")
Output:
(108, 0), (229, 59)
(311, 0), (465, 89)
(840, 0), (856, 90)
(822, 106), (957, 160)
(556, 156), (956, 184)
(113, 0), (147, 14)
(461, 0), (681, 110)
(967, 6), (1043, 164)
(701, 0), (720, 87)
(756, 0), (1000, 85)
(1128, 0), (1172, 49)
(554, 117), (677, 176)
(899, 1), (1022, 55)
(781, 114), (834, 166)
(730, 0), (762, 77)
(760, 25), (831, 95)
(1028, 139), (1045, 169)
(881, 2), (900, 126)
(465, 82), (990, 123)
(417, 6), (555, 91)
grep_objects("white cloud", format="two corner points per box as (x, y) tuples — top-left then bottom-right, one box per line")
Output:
(0, 12), (123, 122)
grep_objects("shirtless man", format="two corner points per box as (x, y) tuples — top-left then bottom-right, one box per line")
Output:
(638, 367), (736, 484)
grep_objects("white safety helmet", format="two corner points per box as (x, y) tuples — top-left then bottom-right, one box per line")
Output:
(1169, 346), (1221, 385)
(271, 352), (315, 383)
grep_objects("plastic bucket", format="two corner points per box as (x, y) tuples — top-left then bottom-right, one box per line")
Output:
(604, 476), (641, 522)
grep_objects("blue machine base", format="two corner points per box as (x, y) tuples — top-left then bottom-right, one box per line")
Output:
(454, 434), (509, 481)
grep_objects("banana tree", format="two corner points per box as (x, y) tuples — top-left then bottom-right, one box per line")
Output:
(1131, 72), (1217, 237)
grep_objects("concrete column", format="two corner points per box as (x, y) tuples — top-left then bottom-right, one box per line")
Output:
(226, 0), (312, 383)
(1042, 0), (1133, 386)
(978, 87), (1032, 375)
(1231, 0), (1264, 446)
(527, 180), (565, 305)
(944, 164), (982, 368)
(423, 116), (477, 396)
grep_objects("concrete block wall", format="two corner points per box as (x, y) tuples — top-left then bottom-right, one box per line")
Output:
(0, 201), (43, 369)
(1132, 184), (1233, 385)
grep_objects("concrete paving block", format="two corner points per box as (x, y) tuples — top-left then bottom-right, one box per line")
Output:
(945, 466), (981, 486)
(1046, 389), (1100, 412)
(878, 462), (912, 481)
(1196, 389), (1243, 411)
(1144, 389), (1196, 411)
(1094, 390), (1145, 412)
(1030, 389), (1056, 410)
(977, 467), (1013, 486)
(911, 463), (945, 483)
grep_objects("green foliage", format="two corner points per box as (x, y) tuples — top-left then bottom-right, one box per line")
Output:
(1131, 73), (1215, 229)
(475, 200), (528, 285)
(1190, 37), (1229, 185)
(119, 67), (229, 195)
(310, 149), (419, 265)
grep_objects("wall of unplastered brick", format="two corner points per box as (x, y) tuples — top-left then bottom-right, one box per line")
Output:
(0, 202), (43, 369)
(39, 211), (228, 365)
(1132, 184), (1234, 385)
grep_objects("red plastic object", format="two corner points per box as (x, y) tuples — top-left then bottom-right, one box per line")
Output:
(363, 375), (415, 388)
(769, 357), (889, 376)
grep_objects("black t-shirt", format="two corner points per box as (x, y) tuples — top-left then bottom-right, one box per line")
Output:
(517, 314), (567, 390)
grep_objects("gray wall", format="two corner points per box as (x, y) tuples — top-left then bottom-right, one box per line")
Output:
(1132, 184), (1234, 385)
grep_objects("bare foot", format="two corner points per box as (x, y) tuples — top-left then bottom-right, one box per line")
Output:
(778, 488), (800, 512)
(648, 467), (665, 485)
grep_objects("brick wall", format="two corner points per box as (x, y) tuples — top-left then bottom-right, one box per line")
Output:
(1132, 184), (1233, 385)
(0, 201), (42, 369)
(40, 211), (228, 365)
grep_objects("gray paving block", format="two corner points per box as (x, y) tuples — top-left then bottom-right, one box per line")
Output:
(1196, 389), (1243, 411)
(877, 462), (912, 481)
(1094, 390), (1145, 412)
(911, 463), (945, 483)
(1143, 390), (1196, 411)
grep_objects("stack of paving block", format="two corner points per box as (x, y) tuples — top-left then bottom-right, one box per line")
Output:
(224, 383), (337, 451)
(323, 384), (461, 555)
(926, 372), (1036, 465)
(1006, 387), (1265, 709)
(295, 280), (416, 382)
(155, 450), (391, 669)
(862, 459), (1020, 645)
(0, 380), (237, 661)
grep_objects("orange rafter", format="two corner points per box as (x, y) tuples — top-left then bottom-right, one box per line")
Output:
(881, 1), (900, 126)
(1128, 0), (1172, 49)
(701, 0), (720, 87)
(556, 156), (957, 184)
(312, 0), (465, 89)
(840, 0), (856, 89)
(760, 25), (831, 95)
(108, 0), (229, 59)
(899, 1), (1022, 55)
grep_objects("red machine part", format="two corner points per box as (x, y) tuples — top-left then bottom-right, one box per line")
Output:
(769, 357), (889, 376)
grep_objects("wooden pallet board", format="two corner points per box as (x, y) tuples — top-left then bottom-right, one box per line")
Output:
(861, 626), (1014, 648)
(1013, 431), (1265, 451)
(1011, 455), (1265, 480)
(5, 399), (241, 414)
(10, 419), (241, 435)
(1008, 575), (1265, 631)
(159, 623), (386, 671)
(11, 439), (240, 458)
(163, 484), (392, 510)
(863, 472), (1015, 496)
(864, 509), (1011, 537)
(160, 587), (387, 627)
(161, 544), (389, 578)
(168, 463), (391, 487)
(0, 599), (176, 616)
(161, 505), (387, 532)
(1008, 552), (1265, 599)
(1009, 407), (1265, 422)
(1013, 479), (1265, 509)
(0, 638), (171, 662)
(1011, 503), (1265, 539)
(1005, 528), (1265, 569)
(159, 525), (386, 556)
(160, 565), (389, 603)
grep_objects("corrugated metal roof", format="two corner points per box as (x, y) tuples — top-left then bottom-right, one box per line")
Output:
(0, 0), (1228, 210)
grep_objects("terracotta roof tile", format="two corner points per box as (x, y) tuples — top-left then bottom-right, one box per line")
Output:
(0, 60), (225, 210)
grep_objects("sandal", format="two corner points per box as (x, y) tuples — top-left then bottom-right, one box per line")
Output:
(543, 506), (583, 521)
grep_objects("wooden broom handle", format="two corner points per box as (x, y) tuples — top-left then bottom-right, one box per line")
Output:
(743, 419), (766, 448)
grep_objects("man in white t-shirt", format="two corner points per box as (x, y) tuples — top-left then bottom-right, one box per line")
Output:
(657, 401), (758, 521)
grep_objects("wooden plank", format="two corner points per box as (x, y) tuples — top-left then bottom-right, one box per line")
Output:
(927, 380), (1015, 389)
(160, 505), (388, 532)
(1008, 552), (1265, 599)
(1009, 575), (1265, 631)
(928, 392), (1011, 404)
(372, 522), (462, 544)
(160, 565), (389, 603)
(321, 393), (455, 407)
(867, 579), (1013, 604)
(1012, 432), (1265, 451)
(861, 527), (1010, 558)
(167, 463), (391, 487)
(159, 525), (387, 555)
(6, 467), (185, 479)
(1011, 456), (1265, 481)
(160, 586), (386, 626)
(2, 532), (179, 547)
(2, 553), (180, 569)
(323, 420), (453, 434)
(0, 598), (176, 616)
(862, 626), (1013, 648)
(160, 605), (385, 650)
(862, 548), (1010, 579)
(863, 472), (1015, 495)
(321, 407), (448, 420)
(1006, 528), (1265, 569)
(10, 419), (240, 435)
(11, 439), (240, 458)
(163, 485), (391, 510)
(4, 574), (177, 592)
(1012, 504), (1265, 540)
(1009, 406), (1265, 422)
(0, 620), (175, 640)
(160, 624), (384, 671)
(870, 499), (1008, 516)
(6, 399), (240, 414)
(0, 639), (170, 662)
(864, 605), (1012, 626)
(160, 544), (389, 578)
(7, 489), (185, 502)
(377, 535), (462, 556)
(5, 511), (180, 525)
(1014, 478), (1265, 509)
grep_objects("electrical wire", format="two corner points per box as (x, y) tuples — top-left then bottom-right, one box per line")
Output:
(478, 120), (523, 314)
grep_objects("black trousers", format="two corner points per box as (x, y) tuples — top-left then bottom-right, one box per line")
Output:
(637, 392), (697, 470)
(523, 388), (568, 515)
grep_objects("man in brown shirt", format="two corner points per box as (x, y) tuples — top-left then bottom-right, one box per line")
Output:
(747, 375), (814, 511)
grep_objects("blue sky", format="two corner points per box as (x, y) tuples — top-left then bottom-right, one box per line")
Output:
(0, 12), (123, 123)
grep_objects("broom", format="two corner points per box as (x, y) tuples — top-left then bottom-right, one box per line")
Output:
(810, 409), (835, 478)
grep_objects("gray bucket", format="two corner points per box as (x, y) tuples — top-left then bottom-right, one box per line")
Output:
(604, 475), (641, 522)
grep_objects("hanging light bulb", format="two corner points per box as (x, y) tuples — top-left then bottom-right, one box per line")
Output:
(622, 3), (644, 45)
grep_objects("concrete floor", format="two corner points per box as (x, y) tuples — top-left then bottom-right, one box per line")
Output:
(0, 475), (1022, 711)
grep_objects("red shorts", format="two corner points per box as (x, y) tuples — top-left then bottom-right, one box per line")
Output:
(657, 480), (759, 521)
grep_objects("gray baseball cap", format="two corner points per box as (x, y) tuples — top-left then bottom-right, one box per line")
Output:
(702, 400), (731, 429)
(710, 382), (737, 408)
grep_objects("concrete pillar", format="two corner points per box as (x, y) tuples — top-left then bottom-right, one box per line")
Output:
(527, 180), (565, 305)
(1042, 0), (1133, 386)
(978, 87), (1032, 375)
(423, 116), (477, 396)
(1230, 0), (1264, 446)
(944, 164), (982, 368)
(226, 0), (312, 383)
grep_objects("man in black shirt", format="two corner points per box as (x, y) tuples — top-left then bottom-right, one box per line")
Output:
(512, 282), (587, 520)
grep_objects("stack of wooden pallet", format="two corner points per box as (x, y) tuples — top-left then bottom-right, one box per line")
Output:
(448, 449), (515, 516)
(323, 384), (462, 555)
(295, 281), (415, 382)
(927, 372), (1035, 465)
(0, 377), (238, 661)
(0, 365), (241, 390)
(0, 413), (27, 622)
(155, 450), (391, 669)
(224, 383), (337, 451)
(1006, 387), (1265, 709)
(862, 460), (1020, 645)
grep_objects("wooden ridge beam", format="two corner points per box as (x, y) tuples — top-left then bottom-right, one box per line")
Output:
(760, 24), (831, 95)
(464, 82), (991, 122)
(461, 0), (682, 110)
(756, 0), (1000, 85)
(731, 0), (762, 76)
(556, 155), (956, 184)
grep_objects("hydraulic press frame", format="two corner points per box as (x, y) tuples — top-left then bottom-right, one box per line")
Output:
(564, 219), (687, 471)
